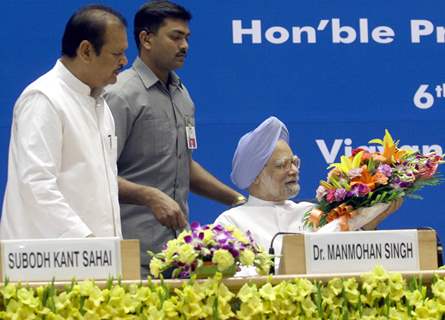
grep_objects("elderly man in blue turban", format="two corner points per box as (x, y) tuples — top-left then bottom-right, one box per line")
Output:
(214, 116), (402, 274)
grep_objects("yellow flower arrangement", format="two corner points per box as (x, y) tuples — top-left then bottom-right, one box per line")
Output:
(148, 222), (273, 278)
(1, 267), (445, 318)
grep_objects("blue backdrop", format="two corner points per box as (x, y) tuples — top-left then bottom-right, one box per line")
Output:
(1, 1), (444, 237)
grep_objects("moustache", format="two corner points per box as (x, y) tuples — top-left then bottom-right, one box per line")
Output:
(114, 65), (125, 73)
(176, 51), (187, 58)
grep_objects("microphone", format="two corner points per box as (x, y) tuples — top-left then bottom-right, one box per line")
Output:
(268, 232), (301, 275)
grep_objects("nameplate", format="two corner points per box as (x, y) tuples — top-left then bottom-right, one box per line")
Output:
(1, 238), (122, 281)
(304, 230), (419, 274)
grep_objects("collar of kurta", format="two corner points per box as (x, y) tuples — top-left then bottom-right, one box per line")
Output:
(132, 56), (182, 90)
(247, 195), (288, 207)
(54, 59), (104, 98)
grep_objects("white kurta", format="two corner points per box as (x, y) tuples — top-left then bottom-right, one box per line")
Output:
(215, 195), (314, 259)
(215, 195), (389, 275)
(0, 60), (122, 239)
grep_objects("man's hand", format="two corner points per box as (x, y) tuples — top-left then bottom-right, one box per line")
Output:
(117, 177), (187, 230)
(362, 198), (404, 230)
(147, 189), (187, 230)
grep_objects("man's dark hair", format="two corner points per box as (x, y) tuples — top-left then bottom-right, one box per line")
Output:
(134, 0), (192, 50)
(61, 4), (127, 58)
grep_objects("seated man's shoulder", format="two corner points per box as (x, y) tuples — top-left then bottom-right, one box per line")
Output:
(214, 204), (250, 227)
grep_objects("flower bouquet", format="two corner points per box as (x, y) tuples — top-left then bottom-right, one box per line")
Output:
(148, 222), (272, 278)
(304, 130), (443, 231)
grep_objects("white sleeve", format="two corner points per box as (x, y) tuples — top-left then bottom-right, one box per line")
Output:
(214, 211), (237, 228)
(12, 93), (91, 237)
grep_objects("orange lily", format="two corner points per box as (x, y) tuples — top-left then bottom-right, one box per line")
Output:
(373, 171), (389, 185)
(369, 129), (412, 164)
(350, 166), (377, 190)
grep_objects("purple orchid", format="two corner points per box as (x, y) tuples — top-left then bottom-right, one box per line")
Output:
(184, 232), (204, 250)
(214, 230), (232, 245)
(334, 188), (347, 202)
(390, 177), (413, 189)
(151, 221), (270, 279)
(377, 164), (392, 177)
(348, 183), (370, 197)
(190, 221), (200, 230)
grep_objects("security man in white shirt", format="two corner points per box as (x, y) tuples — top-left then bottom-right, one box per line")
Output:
(0, 5), (128, 239)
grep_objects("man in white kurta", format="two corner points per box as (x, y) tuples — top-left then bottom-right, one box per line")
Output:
(0, 6), (128, 239)
(215, 117), (401, 274)
(215, 196), (314, 266)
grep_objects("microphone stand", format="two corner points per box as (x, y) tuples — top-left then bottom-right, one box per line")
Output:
(268, 232), (301, 275)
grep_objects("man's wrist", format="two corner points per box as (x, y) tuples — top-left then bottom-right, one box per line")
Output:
(232, 195), (247, 207)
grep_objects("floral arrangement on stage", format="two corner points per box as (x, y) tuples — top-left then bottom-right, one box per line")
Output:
(148, 222), (272, 279)
(304, 130), (444, 231)
(2, 267), (445, 319)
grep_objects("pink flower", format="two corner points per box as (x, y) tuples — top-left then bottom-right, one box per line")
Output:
(326, 189), (337, 203)
(347, 168), (363, 179)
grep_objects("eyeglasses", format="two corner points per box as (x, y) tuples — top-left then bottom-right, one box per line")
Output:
(274, 155), (301, 171)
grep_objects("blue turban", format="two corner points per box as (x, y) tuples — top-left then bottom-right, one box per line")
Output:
(231, 116), (289, 189)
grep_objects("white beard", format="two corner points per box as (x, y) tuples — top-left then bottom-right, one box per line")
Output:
(285, 182), (300, 199)
(259, 174), (300, 201)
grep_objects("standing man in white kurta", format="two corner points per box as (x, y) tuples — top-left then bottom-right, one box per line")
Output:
(214, 117), (402, 272)
(0, 5), (128, 239)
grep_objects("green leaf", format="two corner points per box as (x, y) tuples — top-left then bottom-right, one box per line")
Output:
(106, 277), (114, 290)
(315, 281), (324, 318)
(212, 295), (220, 320)
(406, 194), (423, 200)
(41, 286), (49, 307)
(367, 158), (376, 172)
(79, 295), (86, 315)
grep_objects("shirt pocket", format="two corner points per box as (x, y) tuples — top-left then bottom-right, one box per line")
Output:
(103, 134), (118, 175)
(140, 118), (173, 159)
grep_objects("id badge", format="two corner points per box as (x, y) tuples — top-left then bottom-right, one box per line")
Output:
(186, 125), (197, 149)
